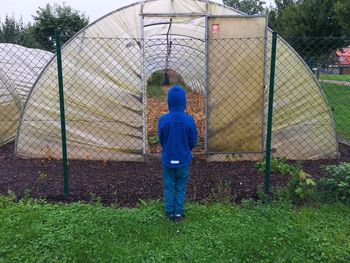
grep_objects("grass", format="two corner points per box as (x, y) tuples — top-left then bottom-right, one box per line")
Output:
(146, 84), (165, 98)
(320, 74), (350, 82)
(1, 196), (350, 262)
(321, 82), (350, 140)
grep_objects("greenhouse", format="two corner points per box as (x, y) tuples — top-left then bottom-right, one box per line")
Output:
(15, 0), (338, 160)
(0, 44), (52, 146)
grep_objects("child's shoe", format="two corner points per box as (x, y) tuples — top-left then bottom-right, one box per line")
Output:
(165, 213), (174, 222)
(174, 214), (185, 222)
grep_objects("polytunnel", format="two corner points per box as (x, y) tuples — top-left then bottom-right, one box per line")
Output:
(0, 44), (52, 146)
(16, 0), (338, 160)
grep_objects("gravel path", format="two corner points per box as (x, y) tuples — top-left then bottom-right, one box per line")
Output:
(320, 79), (350, 86)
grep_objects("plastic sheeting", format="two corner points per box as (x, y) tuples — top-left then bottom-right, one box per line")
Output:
(0, 44), (52, 146)
(267, 36), (338, 159)
(16, 0), (338, 160)
(207, 16), (267, 153)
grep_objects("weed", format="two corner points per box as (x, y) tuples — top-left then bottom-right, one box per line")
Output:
(38, 171), (48, 180)
(256, 157), (301, 176)
(147, 70), (164, 86)
(240, 198), (256, 208)
(192, 186), (197, 201)
(89, 192), (102, 205)
(146, 85), (164, 97)
(137, 199), (161, 209)
(225, 153), (243, 159)
(287, 171), (316, 205)
(271, 186), (292, 203)
(205, 181), (235, 205)
(23, 189), (32, 201)
(256, 184), (272, 203)
(148, 135), (159, 145)
(318, 162), (350, 203)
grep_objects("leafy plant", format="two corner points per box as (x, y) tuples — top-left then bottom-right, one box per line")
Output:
(287, 171), (316, 205)
(317, 162), (350, 203)
(146, 85), (164, 98)
(256, 157), (301, 176)
(256, 184), (272, 203)
(147, 70), (164, 87)
(89, 192), (102, 205)
(38, 171), (48, 180)
(205, 181), (235, 205)
(148, 135), (159, 145)
(225, 153), (243, 159)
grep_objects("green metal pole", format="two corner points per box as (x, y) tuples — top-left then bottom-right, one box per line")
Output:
(55, 28), (69, 198)
(265, 31), (278, 194)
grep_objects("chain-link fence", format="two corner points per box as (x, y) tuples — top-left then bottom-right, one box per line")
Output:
(283, 37), (350, 146)
(0, 43), (52, 147)
(1, 36), (350, 163)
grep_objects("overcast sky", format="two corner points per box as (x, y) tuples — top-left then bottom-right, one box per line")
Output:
(1, 0), (276, 24)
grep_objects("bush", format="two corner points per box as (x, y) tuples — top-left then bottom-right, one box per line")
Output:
(256, 157), (301, 176)
(146, 85), (164, 98)
(205, 181), (236, 205)
(287, 171), (316, 206)
(255, 158), (317, 205)
(148, 135), (159, 145)
(147, 70), (164, 86)
(317, 162), (350, 203)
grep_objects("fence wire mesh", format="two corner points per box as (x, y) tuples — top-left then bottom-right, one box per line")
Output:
(0, 36), (349, 162)
(270, 37), (350, 159)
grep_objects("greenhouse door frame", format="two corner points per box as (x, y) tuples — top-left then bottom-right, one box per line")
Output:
(140, 13), (268, 156)
(205, 15), (268, 155)
(140, 13), (207, 156)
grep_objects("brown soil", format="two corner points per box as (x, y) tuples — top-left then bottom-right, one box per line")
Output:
(0, 141), (349, 206)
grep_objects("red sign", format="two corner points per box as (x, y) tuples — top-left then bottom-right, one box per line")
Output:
(212, 24), (220, 33)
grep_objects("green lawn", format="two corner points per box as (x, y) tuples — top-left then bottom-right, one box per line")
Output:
(320, 74), (350, 81)
(1, 196), (350, 262)
(321, 83), (350, 140)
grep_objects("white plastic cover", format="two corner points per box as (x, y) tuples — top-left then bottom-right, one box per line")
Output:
(0, 44), (52, 146)
(16, 0), (338, 160)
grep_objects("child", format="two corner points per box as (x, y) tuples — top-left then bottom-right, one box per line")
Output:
(158, 85), (198, 222)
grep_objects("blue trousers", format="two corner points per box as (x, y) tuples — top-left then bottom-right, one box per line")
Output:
(163, 165), (190, 216)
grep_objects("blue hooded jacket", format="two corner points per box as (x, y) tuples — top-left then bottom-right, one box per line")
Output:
(158, 86), (198, 168)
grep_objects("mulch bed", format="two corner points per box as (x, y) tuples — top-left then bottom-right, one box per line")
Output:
(1, 141), (350, 207)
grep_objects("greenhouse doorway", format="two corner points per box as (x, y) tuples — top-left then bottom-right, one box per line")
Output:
(145, 70), (205, 155)
(141, 14), (267, 156)
(141, 14), (207, 156)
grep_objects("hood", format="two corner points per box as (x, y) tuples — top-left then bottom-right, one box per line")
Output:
(167, 85), (186, 112)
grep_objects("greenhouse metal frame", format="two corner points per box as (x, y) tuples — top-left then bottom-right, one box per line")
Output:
(14, 0), (338, 160)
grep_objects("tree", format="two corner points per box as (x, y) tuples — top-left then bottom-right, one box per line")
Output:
(0, 16), (25, 44)
(267, 0), (296, 29)
(31, 3), (89, 51)
(223, 0), (266, 15)
(276, 0), (341, 38)
(265, 0), (349, 75)
(273, 0), (344, 65)
(0, 16), (41, 48)
(334, 0), (350, 37)
(274, 0), (295, 10)
(267, 8), (278, 30)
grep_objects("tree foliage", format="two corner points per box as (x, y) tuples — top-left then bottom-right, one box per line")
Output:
(223, 0), (266, 15)
(276, 0), (342, 38)
(31, 3), (89, 51)
(0, 16), (28, 45)
(267, 0), (350, 66)
(0, 3), (88, 51)
(334, 0), (350, 37)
